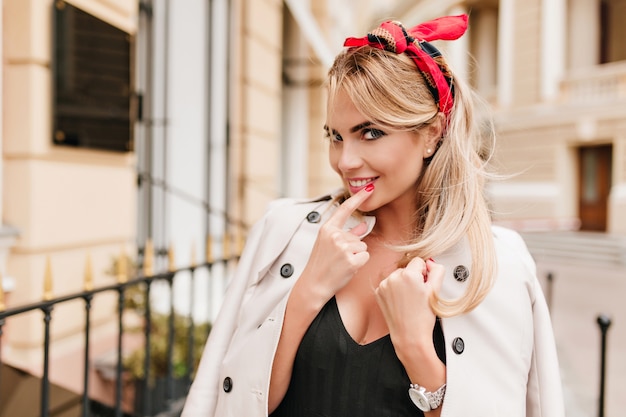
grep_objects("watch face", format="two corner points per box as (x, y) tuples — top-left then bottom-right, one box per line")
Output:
(408, 388), (431, 412)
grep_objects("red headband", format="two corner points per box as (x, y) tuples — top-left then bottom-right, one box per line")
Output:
(343, 14), (468, 116)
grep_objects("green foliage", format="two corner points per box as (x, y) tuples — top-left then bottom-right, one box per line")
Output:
(105, 253), (139, 278)
(105, 254), (212, 382)
(124, 313), (211, 380)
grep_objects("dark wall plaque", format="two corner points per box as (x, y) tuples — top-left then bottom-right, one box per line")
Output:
(53, 1), (134, 152)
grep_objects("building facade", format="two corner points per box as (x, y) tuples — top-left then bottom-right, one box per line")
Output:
(474, 0), (626, 233)
(2, 0), (140, 406)
(0, 0), (332, 407)
(373, 0), (626, 234)
(2, 0), (625, 413)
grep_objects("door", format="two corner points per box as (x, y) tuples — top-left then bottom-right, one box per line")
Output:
(578, 145), (612, 231)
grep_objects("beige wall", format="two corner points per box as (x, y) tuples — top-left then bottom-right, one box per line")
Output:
(511, 0), (542, 107)
(307, 84), (341, 198)
(230, 0), (284, 229)
(476, 0), (626, 233)
(492, 105), (626, 232)
(231, 0), (339, 227)
(307, 1), (341, 198)
(2, 0), (137, 365)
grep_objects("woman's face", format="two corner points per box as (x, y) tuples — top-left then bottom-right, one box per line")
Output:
(326, 89), (432, 215)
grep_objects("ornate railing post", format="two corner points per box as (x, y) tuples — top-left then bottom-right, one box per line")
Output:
(596, 314), (612, 417)
(41, 257), (54, 417)
(546, 272), (554, 311)
(82, 253), (94, 417)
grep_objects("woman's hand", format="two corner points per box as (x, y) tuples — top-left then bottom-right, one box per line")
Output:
(375, 258), (447, 417)
(297, 187), (374, 303)
(268, 187), (373, 413)
(374, 258), (445, 356)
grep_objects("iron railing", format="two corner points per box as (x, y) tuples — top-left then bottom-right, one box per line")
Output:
(544, 271), (614, 417)
(0, 242), (239, 417)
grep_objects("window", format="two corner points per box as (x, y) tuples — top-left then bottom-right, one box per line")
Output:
(600, 0), (626, 63)
(53, 1), (135, 152)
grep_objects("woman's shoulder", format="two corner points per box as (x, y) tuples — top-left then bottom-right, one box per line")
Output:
(490, 225), (537, 277)
(491, 225), (527, 247)
(490, 225), (533, 254)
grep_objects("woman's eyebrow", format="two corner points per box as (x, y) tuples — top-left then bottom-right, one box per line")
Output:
(350, 121), (372, 133)
(323, 121), (373, 134)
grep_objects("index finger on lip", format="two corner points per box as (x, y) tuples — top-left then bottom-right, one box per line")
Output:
(326, 188), (373, 229)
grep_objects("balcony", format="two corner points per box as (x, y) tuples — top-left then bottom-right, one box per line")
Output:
(560, 60), (626, 106)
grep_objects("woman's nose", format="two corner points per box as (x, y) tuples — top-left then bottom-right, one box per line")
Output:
(337, 142), (363, 172)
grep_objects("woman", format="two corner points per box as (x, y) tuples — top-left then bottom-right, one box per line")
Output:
(182, 15), (564, 417)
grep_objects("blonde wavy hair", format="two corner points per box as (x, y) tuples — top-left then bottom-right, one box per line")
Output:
(327, 46), (496, 318)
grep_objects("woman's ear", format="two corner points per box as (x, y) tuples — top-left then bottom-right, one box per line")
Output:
(422, 113), (445, 158)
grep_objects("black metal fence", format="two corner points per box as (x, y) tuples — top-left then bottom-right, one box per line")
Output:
(0, 244), (239, 417)
(2, 260), (615, 417)
(544, 271), (614, 417)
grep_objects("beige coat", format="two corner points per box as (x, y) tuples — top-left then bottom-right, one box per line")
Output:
(181, 195), (565, 417)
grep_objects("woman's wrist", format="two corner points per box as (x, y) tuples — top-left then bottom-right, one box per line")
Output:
(398, 339), (446, 391)
(394, 333), (437, 365)
(289, 275), (331, 316)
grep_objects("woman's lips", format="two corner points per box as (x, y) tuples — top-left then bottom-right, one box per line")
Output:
(347, 177), (378, 193)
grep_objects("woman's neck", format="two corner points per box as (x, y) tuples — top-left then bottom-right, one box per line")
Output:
(368, 210), (416, 245)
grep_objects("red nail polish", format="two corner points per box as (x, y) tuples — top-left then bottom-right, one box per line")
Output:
(365, 183), (375, 192)
(428, 258), (435, 262)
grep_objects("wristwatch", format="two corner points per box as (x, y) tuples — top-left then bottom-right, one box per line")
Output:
(408, 383), (446, 412)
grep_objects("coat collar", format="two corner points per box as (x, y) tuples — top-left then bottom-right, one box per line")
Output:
(249, 191), (472, 306)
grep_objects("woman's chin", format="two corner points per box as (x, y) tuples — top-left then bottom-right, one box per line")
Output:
(356, 200), (380, 214)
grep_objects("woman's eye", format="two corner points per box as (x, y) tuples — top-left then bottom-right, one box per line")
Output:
(363, 128), (385, 140)
(326, 132), (343, 142)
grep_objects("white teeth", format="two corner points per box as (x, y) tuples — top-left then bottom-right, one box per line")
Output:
(349, 179), (371, 187)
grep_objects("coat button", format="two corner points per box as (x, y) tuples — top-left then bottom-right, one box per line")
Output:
(223, 377), (233, 392)
(280, 263), (294, 278)
(306, 211), (321, 223)
(453, 265), (469, 282)
(452, 337), (465, 354)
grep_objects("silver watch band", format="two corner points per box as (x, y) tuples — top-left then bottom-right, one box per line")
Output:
(408, 382), (446, 411)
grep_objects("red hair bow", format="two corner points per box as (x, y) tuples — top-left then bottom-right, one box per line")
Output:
(344, 15), (468, 116)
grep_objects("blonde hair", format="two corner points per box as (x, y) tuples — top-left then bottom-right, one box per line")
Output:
(327, 46), (496, 318)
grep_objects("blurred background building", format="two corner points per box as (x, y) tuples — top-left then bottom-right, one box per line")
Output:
(1, 0), (625, 415)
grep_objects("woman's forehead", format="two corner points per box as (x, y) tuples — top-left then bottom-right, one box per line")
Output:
(325, 91), (366, 128)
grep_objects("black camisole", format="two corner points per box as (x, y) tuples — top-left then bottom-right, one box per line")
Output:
(270, 296), (446, 417)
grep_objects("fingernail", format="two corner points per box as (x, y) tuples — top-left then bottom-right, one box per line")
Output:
(428, 258), (435, 262)
(365, 183), (375, 192)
